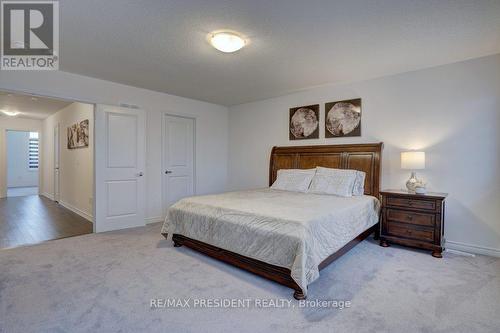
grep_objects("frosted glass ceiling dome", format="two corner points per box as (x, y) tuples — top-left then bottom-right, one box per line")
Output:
(209, 31), (245, 53)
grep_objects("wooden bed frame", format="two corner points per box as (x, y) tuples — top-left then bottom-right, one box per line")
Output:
(165, 143), (383, 299)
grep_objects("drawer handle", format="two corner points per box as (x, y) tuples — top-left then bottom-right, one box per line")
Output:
(407, 215), (413, 221)
(408, 201), (414, 206)
(407, 230), (413, 235)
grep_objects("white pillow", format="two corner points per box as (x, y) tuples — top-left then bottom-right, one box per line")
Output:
(271, 168), (316, 193)
(352, 171), (366, 196)
(308, 167), (357, 197)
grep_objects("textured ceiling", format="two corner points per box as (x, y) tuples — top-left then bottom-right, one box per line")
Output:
(0, 91), (72, 119)
(58, 0), (500, 106)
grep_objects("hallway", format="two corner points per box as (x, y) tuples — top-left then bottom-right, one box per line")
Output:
(0, 195), (93, 249)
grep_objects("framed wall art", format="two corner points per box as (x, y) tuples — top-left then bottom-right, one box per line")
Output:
(325, 98), (361, 138)
(289, 104), (319, 140)
(67, 119), (89, 149)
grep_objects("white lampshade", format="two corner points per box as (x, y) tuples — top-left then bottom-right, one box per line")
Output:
(401, 151), (425, 170)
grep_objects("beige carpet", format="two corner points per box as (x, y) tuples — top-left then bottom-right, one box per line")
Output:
(1, 223), (499, 333)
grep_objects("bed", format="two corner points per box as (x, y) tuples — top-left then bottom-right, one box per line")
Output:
(162, 143), (383, 299)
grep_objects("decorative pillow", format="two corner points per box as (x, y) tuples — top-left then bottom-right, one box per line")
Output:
(308, 167), (357, 197)
(352, 171), (366, 196)
(271, 169), (316, 193)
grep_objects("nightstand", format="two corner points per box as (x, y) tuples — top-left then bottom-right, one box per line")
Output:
(379, 190), (447, 258)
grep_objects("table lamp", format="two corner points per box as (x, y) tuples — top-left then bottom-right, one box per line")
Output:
(401, 151), (426, 193)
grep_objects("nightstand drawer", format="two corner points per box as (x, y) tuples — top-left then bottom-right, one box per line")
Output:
(386, 197), (436, 211)
(386, 209), (435, 227)
(387, 223), (434, 242)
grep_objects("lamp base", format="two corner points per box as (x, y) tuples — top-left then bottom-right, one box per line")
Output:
(406, 171), (419, 192)
(406, 172), (427, 193)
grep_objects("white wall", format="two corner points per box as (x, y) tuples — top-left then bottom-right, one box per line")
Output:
(228, 54), (500, 256)
(0, 117), (42, 197)
(42, 103), (94, 220)
(7, 131), (38, 188)
(0, 70), (229, 223)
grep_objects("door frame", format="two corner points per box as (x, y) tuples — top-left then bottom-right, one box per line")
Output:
(161, 112), (197, 218)
(0, 88), (140, 234)
(1, 128), (42, 198)
(53, 123), (60, 202)
(0, 88), (94, 201)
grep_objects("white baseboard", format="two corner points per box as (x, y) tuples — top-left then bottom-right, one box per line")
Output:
(59, 200), (94, 223)
(446, 240), (500, 258)
(41, 192), (54, 200)
(43, 194), (160, 226)
(145, 216), (163, 224)
(445, 248), (476, 257)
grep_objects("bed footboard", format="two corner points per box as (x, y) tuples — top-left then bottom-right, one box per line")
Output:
(171, 234), (306, 299)
(169, 223), (378, 300)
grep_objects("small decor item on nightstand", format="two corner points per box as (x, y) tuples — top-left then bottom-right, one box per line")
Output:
(401, 151), (425, 193)
(414, 184), (427, 194)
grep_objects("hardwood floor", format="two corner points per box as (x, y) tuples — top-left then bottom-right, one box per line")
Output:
(0, 195), (93, 249)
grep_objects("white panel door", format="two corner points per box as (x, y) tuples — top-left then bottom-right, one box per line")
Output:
(95, 105), (146, 233)
(163, 115), (194, 214)
(54, 124), (60, 202)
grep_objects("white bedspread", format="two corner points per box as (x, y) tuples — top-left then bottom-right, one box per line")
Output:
(161, 188), (380, 295)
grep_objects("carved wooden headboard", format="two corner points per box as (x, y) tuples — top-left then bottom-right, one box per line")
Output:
(269, 143), (383, 198)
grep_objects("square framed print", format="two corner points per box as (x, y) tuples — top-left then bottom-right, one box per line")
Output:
(289, 104), (319, 140)
(325, 98), (361, 138)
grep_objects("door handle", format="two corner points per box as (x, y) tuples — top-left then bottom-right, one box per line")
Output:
(137, 172), (144, 177)
(165, 170), (172, 174)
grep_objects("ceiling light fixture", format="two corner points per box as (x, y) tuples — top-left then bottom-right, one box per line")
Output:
(1, 110), (20, 116)
(209, 31), (245, 53)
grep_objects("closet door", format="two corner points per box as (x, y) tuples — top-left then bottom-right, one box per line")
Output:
(163, 114), (195, 215)
(95, 105), (145, 232)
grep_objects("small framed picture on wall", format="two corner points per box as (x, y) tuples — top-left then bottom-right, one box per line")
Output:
(67, 119), (89, 149)
(325, 98), (361, 138)
(289, 104), (319, 140)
